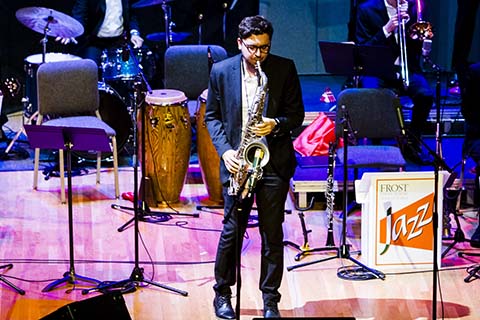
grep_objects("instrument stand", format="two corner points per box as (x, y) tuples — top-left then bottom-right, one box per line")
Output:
(0, 264), (25, 295)
(284, 197), (338, 263)
(441, 186), (473, 258)
(24, 125), (105, 292)
(286, 108), (385, 280)
(83, 46), (189, 296)
(161, 1), (172, 47)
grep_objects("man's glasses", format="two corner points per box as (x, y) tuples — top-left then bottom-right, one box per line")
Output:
(241, 39), (270, 54)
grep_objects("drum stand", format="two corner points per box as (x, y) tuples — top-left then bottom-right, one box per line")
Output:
(0, 264), (25, 295)
(83, 45), (189, 296)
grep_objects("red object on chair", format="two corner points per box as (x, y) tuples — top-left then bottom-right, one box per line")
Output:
(293, 112), (341, 156)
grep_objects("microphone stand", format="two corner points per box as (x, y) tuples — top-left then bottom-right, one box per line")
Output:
(0, 264), (25, 295)
(422, 44), (446, 320)
(82, 43), (190, 296)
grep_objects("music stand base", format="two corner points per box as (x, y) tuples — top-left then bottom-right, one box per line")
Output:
(42, 270), (100, 292)
(81, 266), (188, 296)
(0, 264), (26, 295)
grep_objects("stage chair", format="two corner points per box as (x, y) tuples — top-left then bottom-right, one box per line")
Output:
(164, 44), (228, 108)
(32, 59), (119, 203)
(335, 88), (407, 187)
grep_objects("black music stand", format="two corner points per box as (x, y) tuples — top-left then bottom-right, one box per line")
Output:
(319, 41), (396, 87)
(24, 125), (107, 292)
(0, 264), (25, 295)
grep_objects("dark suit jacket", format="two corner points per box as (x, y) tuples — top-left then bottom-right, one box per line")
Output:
(72, 0), (139, 39)
(356, 0), (422, 73)
(205, 54), (305, 184)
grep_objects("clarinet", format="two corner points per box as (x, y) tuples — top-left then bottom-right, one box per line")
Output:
(325, 142), (336, 247)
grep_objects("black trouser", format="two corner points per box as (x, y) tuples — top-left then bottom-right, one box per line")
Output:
(213, 173), (289, 304)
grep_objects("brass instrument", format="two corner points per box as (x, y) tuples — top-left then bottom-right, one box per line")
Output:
(228, 60), (270, 198)
(396, 0), (434, 89)
(397, 0), (409, 89)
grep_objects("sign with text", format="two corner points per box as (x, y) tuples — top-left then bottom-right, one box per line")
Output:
(355, 171), (449, 270)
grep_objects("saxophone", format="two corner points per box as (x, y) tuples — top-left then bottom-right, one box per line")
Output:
(228, 60), (270, 198)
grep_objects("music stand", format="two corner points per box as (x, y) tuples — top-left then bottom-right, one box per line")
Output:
(24, 125), (108, 292)
(319, 41), (396, 87)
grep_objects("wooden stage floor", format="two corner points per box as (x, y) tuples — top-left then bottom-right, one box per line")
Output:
(1, 169), (480, 319)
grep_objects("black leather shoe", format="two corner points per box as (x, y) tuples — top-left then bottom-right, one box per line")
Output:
(213, 294), (235, 319)
(264, 302), (281, 318)
(471, 225), (480, 248)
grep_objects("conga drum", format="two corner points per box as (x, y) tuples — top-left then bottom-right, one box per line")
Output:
(196, 89), (223, 203)
(140, 89), (191, 204)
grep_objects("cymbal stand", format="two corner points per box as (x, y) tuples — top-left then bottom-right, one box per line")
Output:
(286, 107), (385, 280)
(161, 1), (172, 47)
(0, 264), (25, 295)
(83, 44), (189, 296)
(41, 11), (55, 63)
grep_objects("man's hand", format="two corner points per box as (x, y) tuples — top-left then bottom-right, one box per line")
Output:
(131, 34), (144, 48)
(384, 2), (409, 34)
(55, 37), (78, 45)
(222, 149), (240, 174)
(252, 117), (277, 136)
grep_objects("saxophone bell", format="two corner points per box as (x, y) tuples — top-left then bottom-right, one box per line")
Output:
(243, 140), (270, 169)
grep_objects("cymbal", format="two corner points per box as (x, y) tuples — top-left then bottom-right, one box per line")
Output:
(146, 32), (191, 43)
(132, 0), (175, 9)
(16, 7), (84, 38)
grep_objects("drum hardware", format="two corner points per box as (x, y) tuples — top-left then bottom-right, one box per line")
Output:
(132, 0), (178, 47)
(16, 7), (84, 62)
(83, 44), (194, 296)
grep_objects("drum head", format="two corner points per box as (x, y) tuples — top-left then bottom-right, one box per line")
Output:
(146, 89), (187, 106)
(25, 53), (81, 64)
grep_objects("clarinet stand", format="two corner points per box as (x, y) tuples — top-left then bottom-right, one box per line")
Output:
(82, 44), (189, 296)
(286, 108), (385, 280)
(114, 43), (197, 233)
(0, 264), (25, 295)
(24, 125), (104, 292)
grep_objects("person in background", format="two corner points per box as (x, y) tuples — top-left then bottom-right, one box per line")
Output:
(57, 0), (143, 67)
(205, 15), (304, 319)
(356, 0), (434, 165)
(452, 0), (480, 247)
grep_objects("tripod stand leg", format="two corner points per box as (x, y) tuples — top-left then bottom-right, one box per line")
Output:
(42, 270), (100, 292)
(0, 264), (26, 295)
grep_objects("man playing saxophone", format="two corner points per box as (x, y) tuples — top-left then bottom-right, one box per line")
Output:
(356, 0), (434, 165)
(205, 15), (305, 319)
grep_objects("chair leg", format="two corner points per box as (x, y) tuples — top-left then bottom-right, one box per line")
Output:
(33, 148), (40, 190)
(59, 149), (66, 204)
(112, 136), (119, 198)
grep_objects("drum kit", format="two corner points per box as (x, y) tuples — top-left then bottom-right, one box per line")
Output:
(13, 2), (219, 205)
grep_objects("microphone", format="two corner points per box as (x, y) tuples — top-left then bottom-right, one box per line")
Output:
(422, 39), (432, 57)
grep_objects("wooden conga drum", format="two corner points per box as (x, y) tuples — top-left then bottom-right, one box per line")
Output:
(196, 89), (223, 203)
(140, 89), (191, 204)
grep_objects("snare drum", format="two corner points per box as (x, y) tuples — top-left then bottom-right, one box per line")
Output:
(24, 53), (81, 116)
(141, 89), (191, 204)
(196, 89), (223, 203)
(101, 47), (155, 81)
